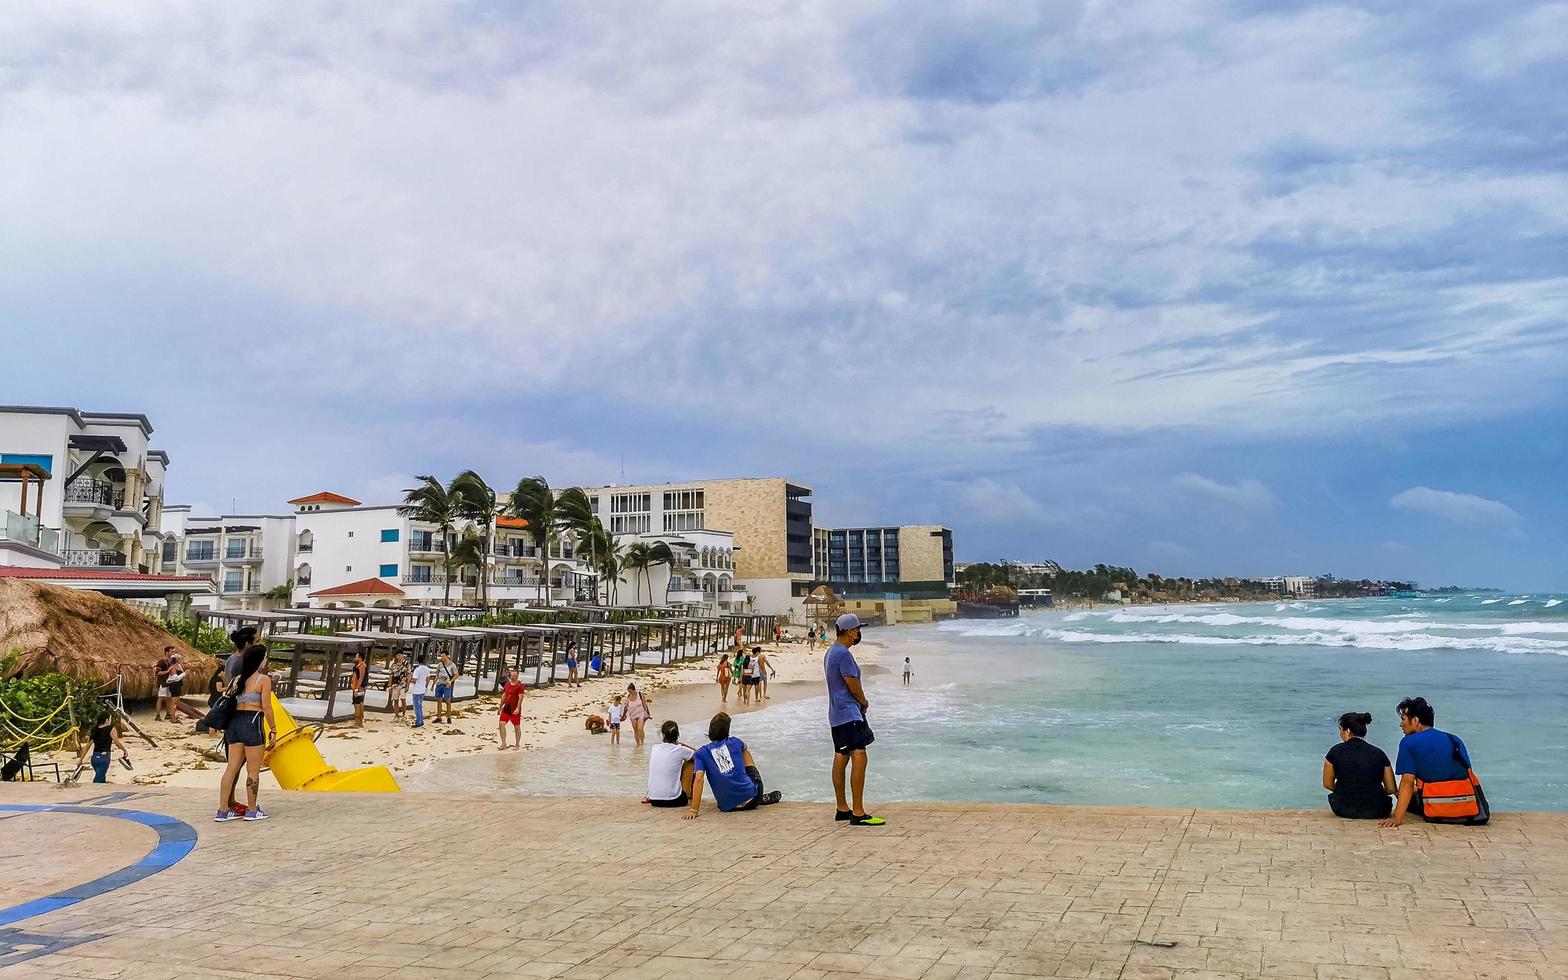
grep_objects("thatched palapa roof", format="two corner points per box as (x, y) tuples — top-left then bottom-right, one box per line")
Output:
(0, 580), (217, 700)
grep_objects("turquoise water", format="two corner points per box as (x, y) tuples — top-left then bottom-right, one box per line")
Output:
(416, 594), (1568, 810)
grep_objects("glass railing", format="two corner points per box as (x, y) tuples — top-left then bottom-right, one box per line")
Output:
(1, 511), (62, 553)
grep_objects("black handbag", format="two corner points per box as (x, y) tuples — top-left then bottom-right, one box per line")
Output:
(198, 686), (237, 734)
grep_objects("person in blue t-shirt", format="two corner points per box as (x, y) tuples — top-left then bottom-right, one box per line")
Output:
(1380, 696), (1477, 828)
(683, 712), (782, 819)
(825, 613), (884, 826)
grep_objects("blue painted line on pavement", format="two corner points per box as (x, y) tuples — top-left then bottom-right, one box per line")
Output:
(0, 804), (198, 927)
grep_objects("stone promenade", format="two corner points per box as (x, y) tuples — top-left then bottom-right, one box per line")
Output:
(1, 785), (1564, 979)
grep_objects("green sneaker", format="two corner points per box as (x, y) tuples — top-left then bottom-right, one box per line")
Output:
(849, 813), (886, 826)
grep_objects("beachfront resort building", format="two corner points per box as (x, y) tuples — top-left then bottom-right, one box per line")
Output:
(0, 405), (213, 605)
(812, 525), (956, 597)
(583, 478), (814, 614)
(158, 506), (297, 610)
(286, 492), (590, 608)
(1259, 575), (1316, 598)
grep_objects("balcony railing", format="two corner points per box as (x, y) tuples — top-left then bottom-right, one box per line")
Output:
(1, 511), (61, 554)
(63, 548), (128, 568)
(297, 575), (312, 586)
(63, 479), (124, 509)
(184, 550), (218, 563)
(298, 541), (313, 553)
(224, 546), (263, 561)
(493, 575), (541, 587)
(408, 540), (442, 554)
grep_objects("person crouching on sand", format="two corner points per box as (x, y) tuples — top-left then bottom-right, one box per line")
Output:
(498, 669), (526, 750)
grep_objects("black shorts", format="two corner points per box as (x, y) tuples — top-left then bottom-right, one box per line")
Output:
(226, 711), (266, 747)
(831, 719), (874, 755)
(352, 691), (365, 705)
(742, 676), (761, 686)
(649, 792), (690, 808)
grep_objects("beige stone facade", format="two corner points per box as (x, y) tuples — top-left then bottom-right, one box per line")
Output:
(897, 524), (951, 583)
(588, 477), (813, 581)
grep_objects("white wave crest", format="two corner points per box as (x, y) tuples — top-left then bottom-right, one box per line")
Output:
(1037, 627), (1568, 657)
(1482, 598), (1504, 604)
(1547, 599), (1563, 608)
(1509, 599), (1529, 605)
(1105, 611), (1496, 634)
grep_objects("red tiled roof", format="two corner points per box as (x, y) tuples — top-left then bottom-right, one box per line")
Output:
(496, 515), (529, 529)
(287, 491), (362, 506)
(308, 577), (406, 597)
(0, 567), (210, 582)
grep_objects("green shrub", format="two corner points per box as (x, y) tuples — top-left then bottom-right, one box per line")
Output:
(161, 618), (233, 658)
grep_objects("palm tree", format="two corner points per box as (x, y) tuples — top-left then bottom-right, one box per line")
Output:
(507, 476), (560, 607)
(451, 529), (485, 599)
(400, 475), (461, 606)
(555, 487), (598, 602)
(646, 540), (674, 604)
(451, 470), (497, 610)
(622, 542), (652, 605)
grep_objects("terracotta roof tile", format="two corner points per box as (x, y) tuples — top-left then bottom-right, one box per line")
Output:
(287, 491), (363, 506)
(496, 515), (529, 529)
(308, 577), (406, 597)
(0, 567), (210, 582)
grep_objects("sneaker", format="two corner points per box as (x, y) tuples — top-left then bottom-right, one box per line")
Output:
(214, 809), (240, 823)
(849, 813), (886, 826)
(835, 809), (853, 821)
(243, 807), (269, 822)
(760, 791), (782, 806)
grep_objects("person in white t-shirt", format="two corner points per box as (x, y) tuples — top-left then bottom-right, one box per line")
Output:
(410, 654), (432, 729)
(643, 720), (697, 808)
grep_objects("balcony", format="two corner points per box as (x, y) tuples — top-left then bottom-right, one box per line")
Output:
(63, 478), (125, 510)
(184, 549), (218, 565)
(494, 574), (541, 587)
(1, 511), (61, 554)
(223, 545), (263, 563)
(297, 541), (313, 553)
(408, 540), (443, 555)
(63, 548), (128, 568)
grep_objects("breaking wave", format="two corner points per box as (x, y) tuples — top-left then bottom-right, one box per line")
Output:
(1037, 628), (1568, 657)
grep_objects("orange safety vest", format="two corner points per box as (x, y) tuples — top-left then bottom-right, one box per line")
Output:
(1415, 733), (1487, 823)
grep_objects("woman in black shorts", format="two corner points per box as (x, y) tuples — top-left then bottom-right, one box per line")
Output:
(1323, 711), (1396, 819)
(216, 645), (277, 823)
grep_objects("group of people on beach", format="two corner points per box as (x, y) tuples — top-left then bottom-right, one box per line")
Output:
(639, 612), (885, 825)
(1324, 696), (1488, 827)
(715, 646), (775, 703)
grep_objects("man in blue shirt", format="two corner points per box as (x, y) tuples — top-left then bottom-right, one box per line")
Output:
(683, 712), (782, 819)
(1380, 696), (1481, 828)
(825, 613), (884, 826)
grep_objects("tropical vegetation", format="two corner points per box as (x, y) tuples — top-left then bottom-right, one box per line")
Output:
(399, 475), (462, 605)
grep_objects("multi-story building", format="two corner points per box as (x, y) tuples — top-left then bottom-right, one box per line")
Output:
(0, 405), (213, 607)
(606, 527), (746, 612)
(0, 406), (171, 572)
(159, 506), (296, 610)
(584, 478), (813, 613)
(287, 491), (588, 608)
(1259, 575), (1316, 598)
(812, 525), (955, 598)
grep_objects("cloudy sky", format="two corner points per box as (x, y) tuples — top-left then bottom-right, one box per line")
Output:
(3, 1), (1565, 589)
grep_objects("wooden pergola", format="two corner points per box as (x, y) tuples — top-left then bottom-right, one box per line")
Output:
(624, 618), (705, 666)
(336, 630), (435, 712)
(193, 608), (311, 636)
(299, 607), (373, 633)
(421, 605), (486, 625)
(269, 633), (372, 723)
(402, 626), (484, 699)
(361, 607), (429, 632)
(498, 625), (564, 687)
(721, 613), (777, 645)
(452, 625), (529, 692)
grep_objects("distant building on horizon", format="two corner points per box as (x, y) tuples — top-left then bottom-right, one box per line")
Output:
(812, 525), (955, 598)
(1259, 575), (1315, 598)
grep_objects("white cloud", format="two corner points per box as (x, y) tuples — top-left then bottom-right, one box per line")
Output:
(1173, 474), (1275, 514)
(953, 478), (1049, 526)
(1390, 487), (1521, 525)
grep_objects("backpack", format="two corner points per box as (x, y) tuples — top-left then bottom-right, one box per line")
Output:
(1416, 734), (1489, 825)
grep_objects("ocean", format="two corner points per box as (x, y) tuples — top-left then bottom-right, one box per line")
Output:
(410, 593), (1568, 811)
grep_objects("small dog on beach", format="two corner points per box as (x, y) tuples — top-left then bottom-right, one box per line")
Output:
(584, 715), (606, 734)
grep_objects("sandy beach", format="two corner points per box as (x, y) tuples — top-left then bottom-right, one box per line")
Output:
(43, 635), (884, 793)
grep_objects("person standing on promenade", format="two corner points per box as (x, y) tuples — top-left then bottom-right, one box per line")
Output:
(77, 711), (129, 783)
(217, 645), (277, 823)
(624, 682), (652, 746)
(716, 652), (732, 703)
(410, 653), (431, 728)
(434, 650), (458, 724)
(497, 669), (526, 750)
(902, 657), (912, 686)
(350, 649), (369, 729)
(826, 613), (884, 826)
(1323, 712), (1395, 819)
(683, 711), (782, 819)
(1380, 696), (1488, 828)
(388, 653), (410, 724)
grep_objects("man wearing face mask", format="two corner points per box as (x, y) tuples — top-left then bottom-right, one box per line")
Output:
(825, 613), (884, 826)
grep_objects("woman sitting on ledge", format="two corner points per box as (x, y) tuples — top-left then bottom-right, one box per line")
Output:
(1323, 711), (1396, 819)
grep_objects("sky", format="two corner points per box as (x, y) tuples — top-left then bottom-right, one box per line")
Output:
(2, 1), (1565, 590)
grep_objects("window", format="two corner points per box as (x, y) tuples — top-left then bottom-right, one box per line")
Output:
(411, 532), (435, 551)
(409, 566), (432, 583)
(381, 528), (399, 543)
(185, 543), (215, 561)
(223, 572), (243, 592)
(161, 541), (177, 563)
(347, 530), (354, 538)
(663, 511), (704, 532)
(345, 565), (352, 573)
(610, 514), (650, 535)
(610, 492), (650, 514)
(379, 563), (398, 577)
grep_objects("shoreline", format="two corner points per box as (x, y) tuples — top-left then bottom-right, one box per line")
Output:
(46, 636), (881, 793)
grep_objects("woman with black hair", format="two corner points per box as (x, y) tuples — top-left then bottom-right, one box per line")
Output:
(1323, 711), (1396, 819)
(216, 644), (277, 823)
